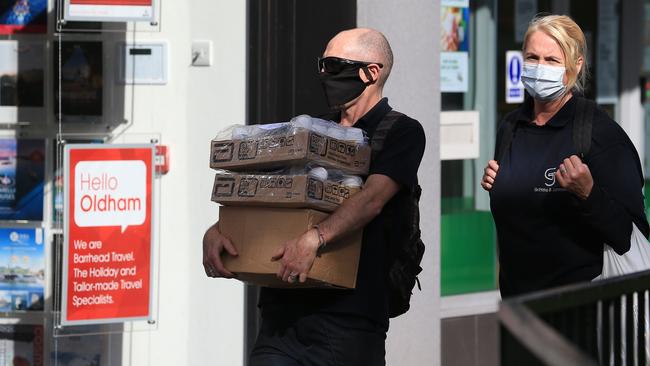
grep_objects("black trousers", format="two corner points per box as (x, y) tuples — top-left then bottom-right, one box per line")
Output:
(249, 311), (386, 366)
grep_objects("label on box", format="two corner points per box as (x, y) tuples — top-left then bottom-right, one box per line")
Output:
(238, 134), (297, 161)
(308, 133), (328, 156)
(260, 176), (294, 189)
(238, 178), (259, 197)
(307, 179), (323, 200)
(211, 142), (234, 163)
(324, 138), (363, 169)
(213, 177), (235, 197)
(323, 182), (357, 203)
(238, 140), (259, 160)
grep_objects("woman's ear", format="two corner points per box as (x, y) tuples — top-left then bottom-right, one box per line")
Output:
(576, 56), (584, 74)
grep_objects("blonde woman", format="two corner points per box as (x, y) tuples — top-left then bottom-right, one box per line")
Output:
(481, 15), (648, 297)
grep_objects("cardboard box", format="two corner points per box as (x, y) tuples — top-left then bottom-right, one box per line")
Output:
(211, 172), (360, 212)
(218, 206), (362, 289)
(210, 129), (371, 175)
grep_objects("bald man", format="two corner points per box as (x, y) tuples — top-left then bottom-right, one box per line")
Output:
(203, 28), (425, 365)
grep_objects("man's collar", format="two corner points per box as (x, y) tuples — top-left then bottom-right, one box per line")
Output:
(354, 97), (391, 126)
(320, 97), (391, 126)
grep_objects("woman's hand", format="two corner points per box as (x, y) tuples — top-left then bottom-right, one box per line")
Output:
(481, 160), (499, 191)
(556, 155), (594, 200)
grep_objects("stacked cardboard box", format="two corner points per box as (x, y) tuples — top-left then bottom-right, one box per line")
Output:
(209, 117), (369, 288)
(210, 126), (371, 174)
(211, 171), (362, 212)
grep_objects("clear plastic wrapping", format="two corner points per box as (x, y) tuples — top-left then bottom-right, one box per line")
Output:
(289, 115), (367, 144)
(210, 115), (371, 175)
(215, 115), (368, 144)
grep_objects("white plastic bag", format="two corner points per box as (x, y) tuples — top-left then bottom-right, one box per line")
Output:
(594, 223), (650, 280)
(593, 224), (650, 364)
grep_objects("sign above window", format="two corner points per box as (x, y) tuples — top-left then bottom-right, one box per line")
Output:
(63, 0), (156, 23)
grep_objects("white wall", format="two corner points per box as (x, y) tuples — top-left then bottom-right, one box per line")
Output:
(358, 1), (441, 365)
(619, 0), (645, 165)
(120, 1), (246, 365)
(111, 1), (440, 364)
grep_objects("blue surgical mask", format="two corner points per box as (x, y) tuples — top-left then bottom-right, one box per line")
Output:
(521, 63), (567, 101)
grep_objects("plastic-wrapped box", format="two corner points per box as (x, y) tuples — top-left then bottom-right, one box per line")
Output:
(209, 115), (371, 175)
(211, 165), (363, 212)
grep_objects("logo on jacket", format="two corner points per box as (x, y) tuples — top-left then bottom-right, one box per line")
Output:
(544, 168), (556, 187)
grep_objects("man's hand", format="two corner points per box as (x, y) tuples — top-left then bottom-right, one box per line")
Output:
(481, 160), (499, 191)
(202, 222), (238, 278)
(271, 228), (320, 284)
(556, 155), (594, 200)
(268, 173), (400, 285)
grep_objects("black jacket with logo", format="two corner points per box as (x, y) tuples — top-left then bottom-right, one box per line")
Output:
(490, 96), (649, 297)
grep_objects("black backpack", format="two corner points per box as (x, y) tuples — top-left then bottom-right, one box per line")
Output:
(495, 97), (596, 162)
(371, 110), (425, 318)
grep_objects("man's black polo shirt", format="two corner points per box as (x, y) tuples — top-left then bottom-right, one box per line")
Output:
(259, 98), (426, 328)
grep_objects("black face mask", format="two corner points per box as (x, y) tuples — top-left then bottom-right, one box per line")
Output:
(319, 67), (372, 109)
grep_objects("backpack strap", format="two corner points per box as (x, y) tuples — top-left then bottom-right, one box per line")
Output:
(496, 97), (597, 162)
(371, 110), (404, 162)
(572, 97), (595, 159)
(494, 112), (519, 162)
(572, 98), (647, 233)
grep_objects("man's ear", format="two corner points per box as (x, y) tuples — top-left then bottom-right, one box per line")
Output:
(359, 64), (381, 85)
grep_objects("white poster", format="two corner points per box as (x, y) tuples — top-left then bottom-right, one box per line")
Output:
(596, 0), (619, 104)
(441, 0), (469, 7)
(64, 0), (155, 23)
(441, 52), (469, 92)
(515, 0), (537, 43)
(505, 51), (525, 104)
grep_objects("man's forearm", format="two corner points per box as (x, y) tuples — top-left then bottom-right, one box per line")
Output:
(315, 174), (400, 246)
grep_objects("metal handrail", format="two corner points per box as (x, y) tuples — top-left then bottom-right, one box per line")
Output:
(499, 269), (650, 365)
(509, 269), (650, 313)
(499, 301), (597, 366)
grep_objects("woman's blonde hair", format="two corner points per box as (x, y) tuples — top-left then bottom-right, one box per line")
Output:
(523, 15), (588, 94)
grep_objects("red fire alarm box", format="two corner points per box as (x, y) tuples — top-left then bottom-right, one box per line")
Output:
(155, 145), (169, 175)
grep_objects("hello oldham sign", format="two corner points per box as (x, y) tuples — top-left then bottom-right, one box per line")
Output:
(63, 145), (155, 325)
(75, 160), (146, 233)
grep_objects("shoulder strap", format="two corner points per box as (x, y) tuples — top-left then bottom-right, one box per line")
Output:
(371, 110), (403, 162)
(495, 98), (597, 162)
(572, 97), (595, 159)
(494, 112), (518, 162)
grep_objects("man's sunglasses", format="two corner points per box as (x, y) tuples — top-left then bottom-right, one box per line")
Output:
(317, 56), (384, 74)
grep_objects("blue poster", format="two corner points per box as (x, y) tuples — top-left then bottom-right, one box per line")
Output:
(0, 0), (47, 34)
(0, 138), (44, 221)
(0, 228), (44, 311)
(0, 140), (16, 211)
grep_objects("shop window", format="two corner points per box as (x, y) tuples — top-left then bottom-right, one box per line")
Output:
(440, 0), (498, 296)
